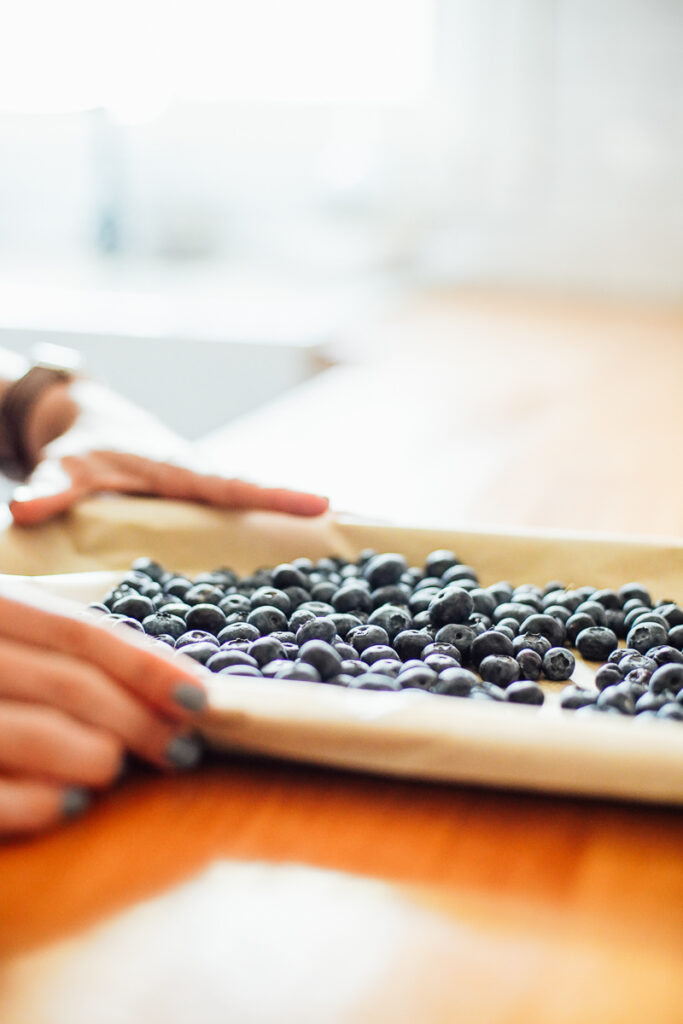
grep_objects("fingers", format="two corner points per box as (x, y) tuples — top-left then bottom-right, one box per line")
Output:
(0, 701), (123, 786)
(0, 587), (208, 724)
(0, 637), (198, 769)
(203, 478), (330, 517)
(9, 457), (90, 525)
(0, 777), (86, 837)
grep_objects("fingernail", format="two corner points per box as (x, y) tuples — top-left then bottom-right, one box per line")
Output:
(62, 787), (91, 819)
(166, 735), (203, 768)
(173, 682), (207, 712)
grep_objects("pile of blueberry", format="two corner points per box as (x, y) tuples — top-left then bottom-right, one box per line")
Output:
(89, 550), (683, 722)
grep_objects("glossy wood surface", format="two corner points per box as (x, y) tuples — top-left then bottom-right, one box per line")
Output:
(1, 290), (682, 1024)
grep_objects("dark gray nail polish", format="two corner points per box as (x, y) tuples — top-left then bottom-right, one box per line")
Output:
(173, 683), (207, 712)
(62, 788), (90, 819)
(166, 735), (203, 768)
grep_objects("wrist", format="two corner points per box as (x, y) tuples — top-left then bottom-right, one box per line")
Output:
(0, 363), (81, 478)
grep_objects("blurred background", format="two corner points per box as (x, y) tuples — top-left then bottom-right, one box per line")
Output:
(0, 0), (681, 444)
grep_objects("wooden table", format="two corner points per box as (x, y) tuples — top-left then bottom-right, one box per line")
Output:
(1, 289), (682, 1023)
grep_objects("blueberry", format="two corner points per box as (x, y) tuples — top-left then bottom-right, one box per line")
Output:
(479, 655), (520, 687)
(626, 621), (668, 654)
(669, 625), (683, 651)
(413, 610), (435, 630)
(283, 586), (310, 610)
(361, 645), (401, 665)
(367, 604), (412, 641)
(349, 674), (400, 692)
(175, 630), (219, 649)
(494, 624), (517, 641)
(185, 603), (227, 635)
(271, 563), (309, 590)
(217, 622), (260, 644)
(249, 587), (291, 615)
(470, 589), (497, 617)
(649, 663), (683, 695)
(646, 644), (683, 667)
(296, 617), (337, 645)
(339, 659), (366, 677)
(512, 633), (552, 658)
(470, 630), (514, 669)
(608, 647), (638, 665)
(518, 614), (566, 648)
(574, 601), (607, 627)
(493, 602), (537, 625)
(111, 593), (155, 621)
(428, 586), (474, 628)
(621, 669), (651, 694)
(153, 633), (177, 646)
(441, 564), (478, 586)
(394, 629), (432, 661)
(618, 582), (652, 606)
(297, 600), (336, 617)
(516, 648), (542, 681)
(218, 594), (252, 617)
(113, 616), (145, 633)
(131, 557), (166, 582)
(275, 662), (322, 683)
(575, 626), (618, 662)
(624, 605), (652, 629)
(424, 653), (461, 674)
(260, 658), (294, 677)
(591, 588), (621, 610)
(631, 612), (670, 632)
(207, 650), (259, 672)
(177, 641), (219, 665)
(217, 665), (263, 678)
(422, 641), (461, 662)
(432, 668), (478, 696)
(330, 638), (353, 658)
(249, 636), (287, 667)
(299, 640), (343, 679)
(433, 624), (475, 658)
(566, 613), (597, 645)
(542, 647), (575, 682)
(409, 589), (439, 614)
(634, 691), (670, 714)
(560, 685), (598, 709)
(247, 605), (288, 635)
(657, 603), (683, 628)
(363, 553), (408, 589)
(470, 682), (506, 702)
(618, 653), (657, 678)
(505, 681), (545, 705)
(596, 685), (635, 714)
(348, 624), (390, 654)
(396, 666), (437, 689)
(185, 583), (224, 606)
(220, 640), (251, 654)
(328, 613), (362, 639)
(594, 664), (624, 691)
(311, 581), (338, 604)
(424, 549), (459, 577)
(604, 609), (628, 638)
(157, 600), (192, 619)
(270, 631), (296, 644)
(142, 612), (187, 639)
(370, 658), (402, 677)
(86, 602), (109, 615)
(656, 702), (683, 721)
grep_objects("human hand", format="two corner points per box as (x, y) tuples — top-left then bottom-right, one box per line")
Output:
(8, 380), (329, 525)
(0, 579), (208, 837)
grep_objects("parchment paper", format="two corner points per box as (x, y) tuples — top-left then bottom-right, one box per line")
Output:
(2, 497), (682, 804)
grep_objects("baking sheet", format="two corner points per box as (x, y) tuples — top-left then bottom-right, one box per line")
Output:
(4, 497), (681, 806)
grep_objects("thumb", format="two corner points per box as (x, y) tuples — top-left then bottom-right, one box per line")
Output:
(9, 460), (88, 525)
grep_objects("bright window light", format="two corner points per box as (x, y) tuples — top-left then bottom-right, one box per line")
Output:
(0, 0), (436, 116)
